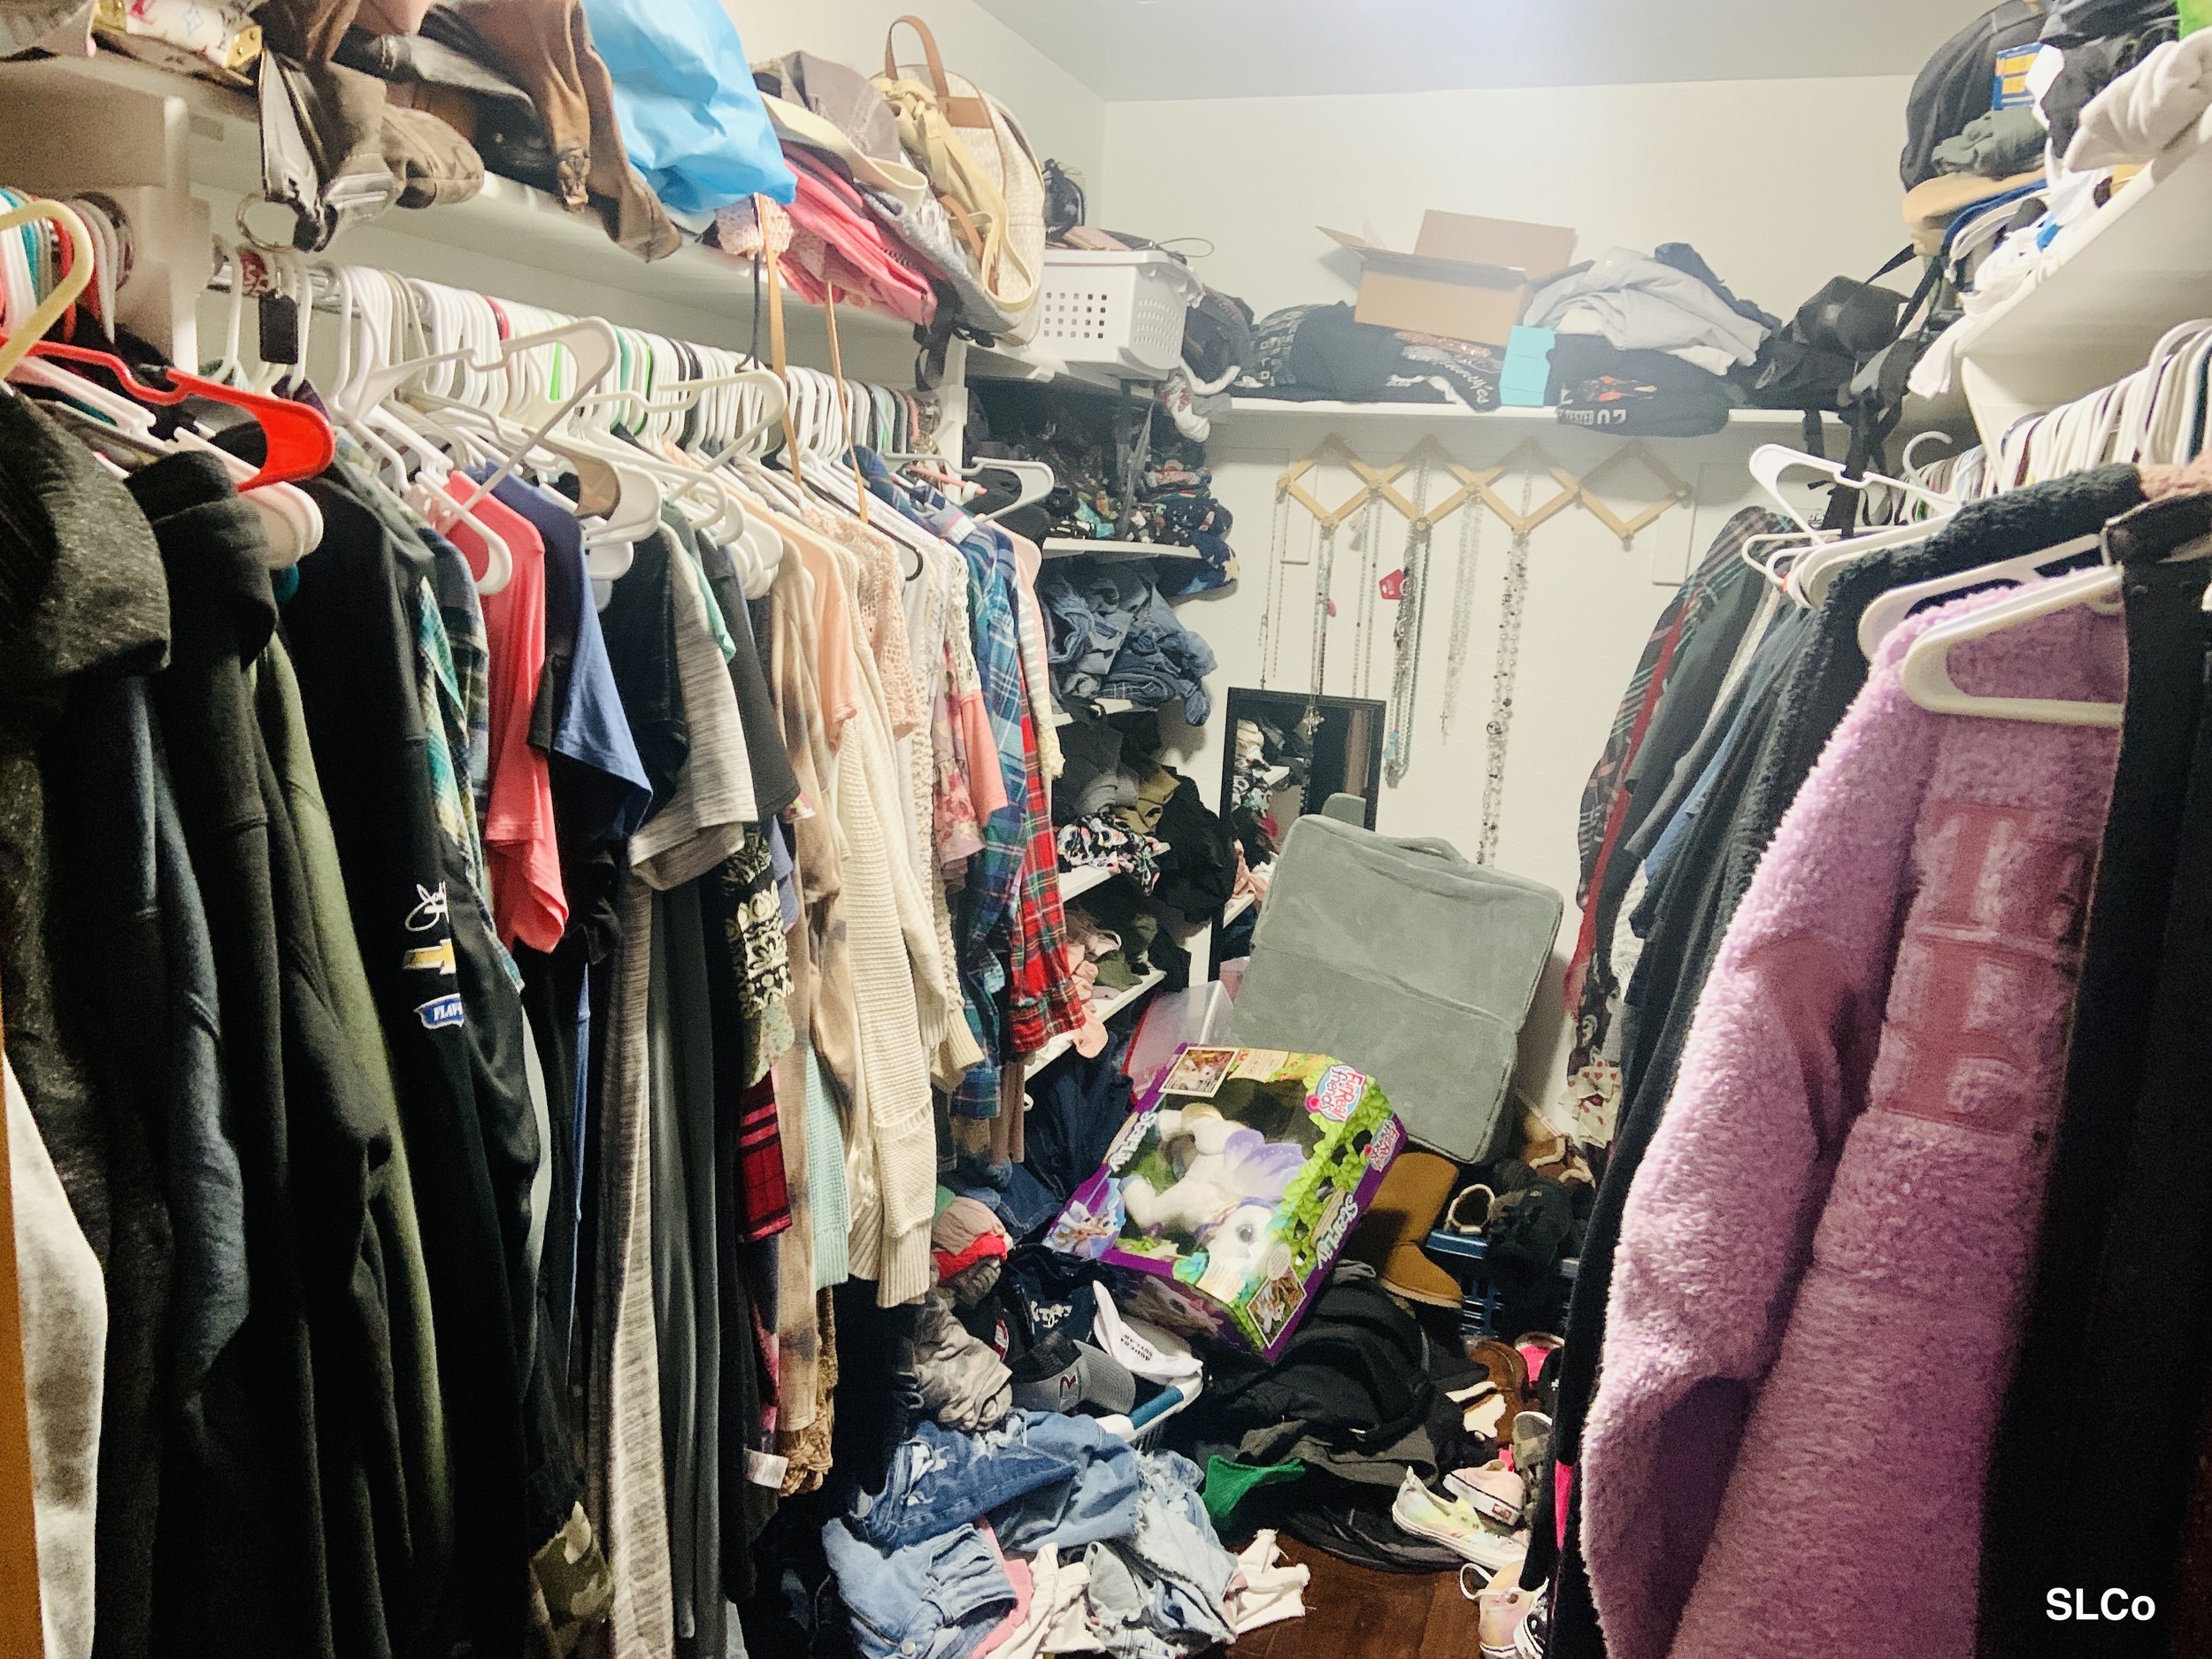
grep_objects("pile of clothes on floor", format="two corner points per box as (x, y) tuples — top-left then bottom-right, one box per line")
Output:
(824, 1436), (1306, 1659)
(1052, 712), (1238, 926)
(826, 1238), (1311, 1658)
(1906, 0), (2207, 407)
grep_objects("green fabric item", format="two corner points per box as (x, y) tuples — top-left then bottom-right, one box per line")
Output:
(1202, 1453), (1304, 1524)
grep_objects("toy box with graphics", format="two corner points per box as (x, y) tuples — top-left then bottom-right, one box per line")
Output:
(1044, 1046), (1403, 1361)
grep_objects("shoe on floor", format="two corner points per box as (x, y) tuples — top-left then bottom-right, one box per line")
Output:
(1465, 1337), (1532, 1409)
(1343, 1148), (1463, 1309)
(1474, 1567), (1541, 1658)
(1445, 1460), (1526, 1527)
(1390, 1470), (1527, 1571)
(1512, 1409), (1552, 1479)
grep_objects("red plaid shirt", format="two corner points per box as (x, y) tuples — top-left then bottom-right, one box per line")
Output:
(735, 1076), (792, 1244)
(1006, 710), (1088, 1056)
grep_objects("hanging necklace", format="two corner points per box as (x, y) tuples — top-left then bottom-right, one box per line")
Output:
(1479, 477), (1535, 866)
(1310, 518), (1338, 707)
(1440, 489), (1484, 741)
(1259, 484), (1292, 689)
(1350, 495), (1385, 698)
(1383, 449), (1435, 785)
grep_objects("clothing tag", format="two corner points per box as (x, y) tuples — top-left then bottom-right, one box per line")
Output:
(745, 1448), (788, 1489)
(258, 292), (301, 365)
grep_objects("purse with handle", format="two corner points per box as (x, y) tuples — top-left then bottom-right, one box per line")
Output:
(874, 14), (1045, 341)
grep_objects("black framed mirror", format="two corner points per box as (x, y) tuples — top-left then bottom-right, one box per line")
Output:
(1219, 688), (1386, 847)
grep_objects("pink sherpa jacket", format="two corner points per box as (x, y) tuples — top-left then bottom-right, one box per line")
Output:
(1579, 591), (2124, 1659)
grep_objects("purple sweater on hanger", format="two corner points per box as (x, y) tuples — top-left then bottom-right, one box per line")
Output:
(1579, 588), (2124, 1659)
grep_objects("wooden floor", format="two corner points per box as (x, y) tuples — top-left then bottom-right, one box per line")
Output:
(1226, 1536), (1483, 1657)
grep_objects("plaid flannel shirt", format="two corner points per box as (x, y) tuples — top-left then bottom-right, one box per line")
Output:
(1006, 708), (1087, 1056)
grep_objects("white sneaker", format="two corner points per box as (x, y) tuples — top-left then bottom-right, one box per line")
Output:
(1446, 1460), (1527, 1527)
(1390, 1470), (1527, 1571)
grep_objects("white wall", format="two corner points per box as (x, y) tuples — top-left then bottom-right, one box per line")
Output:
(1098, 75), (1914, 324)
(726, 0), (1108, 195)
(1179, 415), (1813, 1110)
(1098, 73), (1915, 1113)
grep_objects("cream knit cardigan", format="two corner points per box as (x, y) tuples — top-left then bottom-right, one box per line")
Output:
(826, 539), (971, 1306)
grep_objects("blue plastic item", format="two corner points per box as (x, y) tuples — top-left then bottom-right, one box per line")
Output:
(1423, 1229), (1579, 1340)
(580, 0), (795, 213)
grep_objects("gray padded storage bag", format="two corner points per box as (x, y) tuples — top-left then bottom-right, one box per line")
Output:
(1227, 815), (1563, 1161)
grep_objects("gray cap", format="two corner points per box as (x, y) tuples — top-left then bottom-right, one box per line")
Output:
(1012, 1337), (1138, 1418)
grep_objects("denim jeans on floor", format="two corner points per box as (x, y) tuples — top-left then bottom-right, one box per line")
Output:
(824, 1517), (1015, 1659)
(852, 1410), (1133, 1552)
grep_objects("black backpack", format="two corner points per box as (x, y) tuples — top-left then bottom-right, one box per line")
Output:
(1748, 249), (1955, 528)
(1900, 1), (2048, 188)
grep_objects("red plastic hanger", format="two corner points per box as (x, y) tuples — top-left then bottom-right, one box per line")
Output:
(29, 340), (334, 488)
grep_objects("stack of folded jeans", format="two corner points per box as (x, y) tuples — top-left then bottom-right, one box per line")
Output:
(1041, 565), (1217, 726)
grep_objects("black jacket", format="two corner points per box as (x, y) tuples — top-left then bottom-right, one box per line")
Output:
(286, 467), (533, 1658)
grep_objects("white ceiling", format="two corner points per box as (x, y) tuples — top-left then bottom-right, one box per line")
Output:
(972, 0), (1998, 102)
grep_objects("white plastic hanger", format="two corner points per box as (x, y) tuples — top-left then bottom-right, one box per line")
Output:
(2, 227), (321, 566)
(1789, 512), (1956, 609)
(1899, 563), (2125, 726)
(1858, 531), (2101, 658)
(1748, 442), (1959, 535)
(356, 315), (618, 593)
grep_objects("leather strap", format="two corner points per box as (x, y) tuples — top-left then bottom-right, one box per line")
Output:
(759, 210), (803, 466)
(818, 286), (871, 524)
(885, 15), (991, 127)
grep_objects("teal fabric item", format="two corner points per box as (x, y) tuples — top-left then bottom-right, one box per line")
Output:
(1501, 326), (1557, 406)
(805, 1043), (849, 1289)
(580, 0), (795, 212)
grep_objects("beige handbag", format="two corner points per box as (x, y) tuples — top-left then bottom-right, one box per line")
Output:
(875, 14), (1044, 341)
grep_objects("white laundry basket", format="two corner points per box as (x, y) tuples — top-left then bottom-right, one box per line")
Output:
(1035, 249), (1202, 378)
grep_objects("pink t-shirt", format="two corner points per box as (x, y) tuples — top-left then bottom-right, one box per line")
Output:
(443, 473), (566, 953)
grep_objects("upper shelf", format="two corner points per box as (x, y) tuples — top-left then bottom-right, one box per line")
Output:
(1949, 121), (2212, 444)
(1212, 398), (1840, 429)
(1040, 537), (1204, 562)
(0, 49), (1118, 390)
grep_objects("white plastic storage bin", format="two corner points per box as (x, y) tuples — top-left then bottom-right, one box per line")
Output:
(1036, 249), (1202, 378)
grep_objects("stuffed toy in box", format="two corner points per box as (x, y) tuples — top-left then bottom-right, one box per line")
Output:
(1044, 1046), (1403, 1360)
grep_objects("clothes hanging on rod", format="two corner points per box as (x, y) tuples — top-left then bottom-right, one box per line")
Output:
(0, 203), (1118, 1659)
(1533, 316), (2212, 1659)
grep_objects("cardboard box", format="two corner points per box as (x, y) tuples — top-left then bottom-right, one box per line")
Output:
(1043, 1046), (1404, 1362)
(1321, 211), (1578, 349)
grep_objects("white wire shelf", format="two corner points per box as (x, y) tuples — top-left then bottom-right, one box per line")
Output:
(1024, 968), (1167, 1076)
(1056, 864), (1124, 902)
(1041, 538), (1207, 561)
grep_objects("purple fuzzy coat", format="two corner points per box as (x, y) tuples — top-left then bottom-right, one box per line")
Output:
(1580, 591), (2124, 1659)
